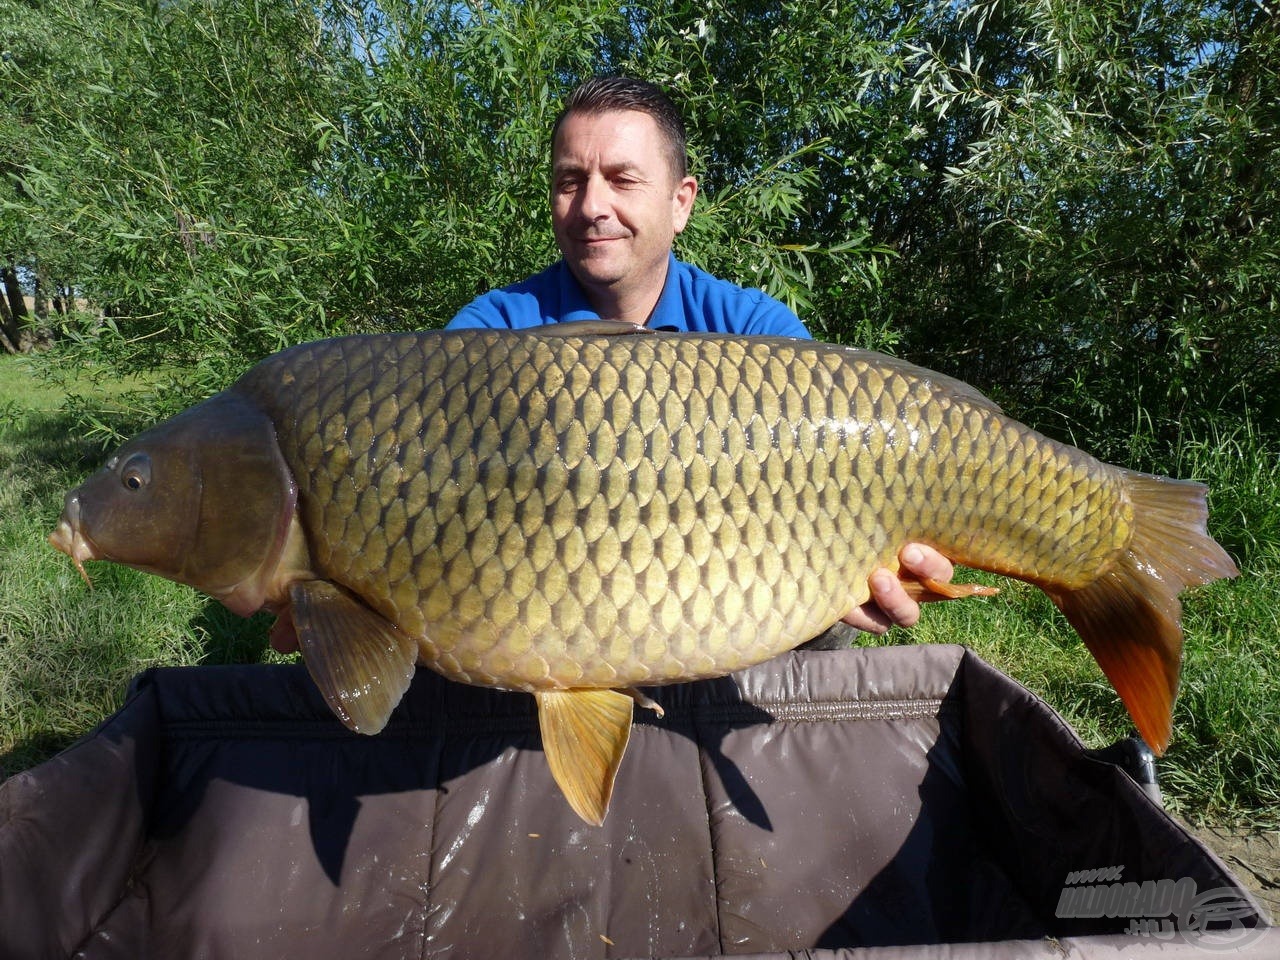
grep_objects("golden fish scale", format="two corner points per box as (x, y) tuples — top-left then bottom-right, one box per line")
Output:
(244, 332), (1129, 692)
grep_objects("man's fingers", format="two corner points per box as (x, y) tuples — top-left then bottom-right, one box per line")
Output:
(899, 543), (954, 582)
(841, 545), (957, 633)
(867, 568), (922, 628)
(840, 602), (893, 635)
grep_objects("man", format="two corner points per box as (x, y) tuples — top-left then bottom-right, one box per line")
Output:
(448, 76), (953, 634)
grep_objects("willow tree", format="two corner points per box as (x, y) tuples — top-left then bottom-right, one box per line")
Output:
(886, 0), (1280, 458)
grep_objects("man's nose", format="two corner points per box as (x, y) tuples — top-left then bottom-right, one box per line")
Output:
(579, 175), (611, 220)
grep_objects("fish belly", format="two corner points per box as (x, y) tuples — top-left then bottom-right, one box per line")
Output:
(243, 331), (1129, 692)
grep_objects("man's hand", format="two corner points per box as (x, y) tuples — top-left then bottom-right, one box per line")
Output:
(841, 543), (954, 635)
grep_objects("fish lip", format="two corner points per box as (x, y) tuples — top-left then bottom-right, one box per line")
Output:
(48, 495), (98, 587)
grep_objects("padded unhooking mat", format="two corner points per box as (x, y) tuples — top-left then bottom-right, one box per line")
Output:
(0, 644), (1273, 958)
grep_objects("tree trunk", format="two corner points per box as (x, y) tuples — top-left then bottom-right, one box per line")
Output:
(0, 263), (24, 354)
(0, 297), (18, 354)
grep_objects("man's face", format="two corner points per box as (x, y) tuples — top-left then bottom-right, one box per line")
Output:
(551, 109), (697, 307)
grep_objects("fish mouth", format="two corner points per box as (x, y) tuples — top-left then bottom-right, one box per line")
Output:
(49, 495), (98, 588)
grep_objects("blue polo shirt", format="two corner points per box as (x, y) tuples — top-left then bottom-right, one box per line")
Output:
(446, 254), (811, 338)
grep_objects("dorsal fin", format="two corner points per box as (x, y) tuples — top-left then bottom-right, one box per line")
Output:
(535, 319), (655, 337)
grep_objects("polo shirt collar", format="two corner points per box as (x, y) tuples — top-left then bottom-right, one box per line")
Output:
(646, 253), (684, 330)
(556, 261), (603, 323)
(556, 254), (683, 329)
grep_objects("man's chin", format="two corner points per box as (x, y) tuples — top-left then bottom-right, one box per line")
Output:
(566, 257), (626, 289)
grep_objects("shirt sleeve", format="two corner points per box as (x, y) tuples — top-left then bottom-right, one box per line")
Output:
(445, 294), (513, 330)
(743, 296), (812, 339)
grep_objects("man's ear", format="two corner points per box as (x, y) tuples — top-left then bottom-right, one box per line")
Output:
(672, 176), (698, 233)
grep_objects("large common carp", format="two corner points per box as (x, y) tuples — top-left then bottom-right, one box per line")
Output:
(50, 325), (1237, 823)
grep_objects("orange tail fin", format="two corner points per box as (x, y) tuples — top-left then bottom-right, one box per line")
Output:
(1046, 471), (1238, 755)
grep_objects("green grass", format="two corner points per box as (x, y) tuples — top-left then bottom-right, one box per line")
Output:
(2, 350), (1277, 828)
(0, 353), (278, 776)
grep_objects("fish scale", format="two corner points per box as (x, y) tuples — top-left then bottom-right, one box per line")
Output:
(51, 326), (1238, 823)
(243, 332), (1115, 692)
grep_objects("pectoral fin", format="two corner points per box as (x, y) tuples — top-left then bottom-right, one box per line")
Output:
(290, 580), (418, 735)
(535, 689), (636, 825)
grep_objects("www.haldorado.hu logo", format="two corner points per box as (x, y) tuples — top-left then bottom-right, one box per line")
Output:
(1055, 865), (1263, 950)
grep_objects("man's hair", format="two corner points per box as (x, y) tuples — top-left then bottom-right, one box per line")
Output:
(552, 76), (689, 180)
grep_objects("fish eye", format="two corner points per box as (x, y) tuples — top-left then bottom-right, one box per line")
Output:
(120, 453), (152, 491)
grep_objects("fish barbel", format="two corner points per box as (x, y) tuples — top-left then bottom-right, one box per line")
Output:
(49, 325), (1238, 823)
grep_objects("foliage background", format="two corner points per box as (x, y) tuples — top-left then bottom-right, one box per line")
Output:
(2, 0), (1274, 451)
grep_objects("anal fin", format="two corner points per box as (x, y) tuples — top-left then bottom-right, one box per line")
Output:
(290, 580), (418, 735)
(535, 689), (637, 825)
(901, 575), (1000, 602)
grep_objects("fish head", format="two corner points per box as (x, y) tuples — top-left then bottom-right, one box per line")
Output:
(49, 390), (298, 617)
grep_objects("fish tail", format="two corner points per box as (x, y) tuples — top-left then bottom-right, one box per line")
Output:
(1045, 471), (1238, 756)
